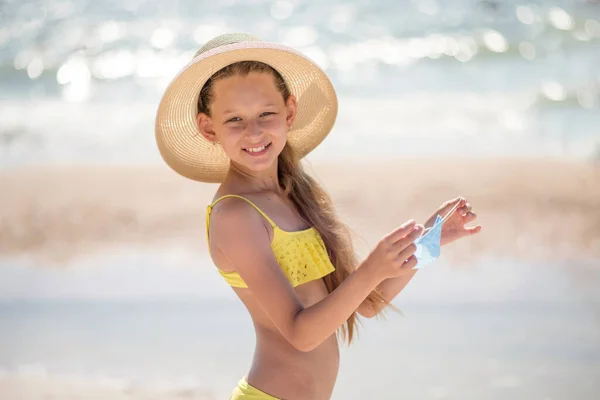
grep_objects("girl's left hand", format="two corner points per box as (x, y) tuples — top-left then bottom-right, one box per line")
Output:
(424, 197), (482, 246)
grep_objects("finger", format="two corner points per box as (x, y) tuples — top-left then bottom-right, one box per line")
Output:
(444, 196), (464, 207)
(403, 254), (418, 270)
(397, 242), (417, 262)
(465, 211), (477, 221)
(440, 197), (466, 221)
(459, 208), (475, 218)
(465, 225), (482, 235)
(458, 203), (472, 216)
(442, 197), (464, 213)
(384, 219), (416, 243)
(394, 224), (423, 247)
(390, 232), (420, 261)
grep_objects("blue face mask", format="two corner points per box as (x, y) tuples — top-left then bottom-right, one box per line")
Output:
(413, 214), (443, 269)
(413, 199), (463, 269)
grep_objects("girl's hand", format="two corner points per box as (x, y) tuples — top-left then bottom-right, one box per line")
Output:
(425, 197), (482, 246)
(363, 219), (423, 280)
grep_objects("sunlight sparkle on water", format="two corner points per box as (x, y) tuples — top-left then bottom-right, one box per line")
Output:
(92, 51), (135, 80)
(455, 36), (478, 62)
(541, 81), (567, 102)
(577, 89), (596, 109)
(516, 5), (535, 25)
(97, 21), (123, 43)
(518, 41), (536, 60)
(547, 7), (574, 31)
(483, 30), (508, 53)
(442, 37), (459, 57)
(56, 56), (92, 102)
(282, 26), (318, 48)
(26, 57), (44, 79)
(150, 28), (175, 49)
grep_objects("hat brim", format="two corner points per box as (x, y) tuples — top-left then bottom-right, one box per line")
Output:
(155, 41), (338, 183)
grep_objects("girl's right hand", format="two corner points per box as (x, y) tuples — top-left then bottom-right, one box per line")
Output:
(364, 219), (422, 280)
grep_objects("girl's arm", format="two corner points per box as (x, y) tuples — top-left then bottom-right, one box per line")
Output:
(356, 224), (425, 318)
(210, 198), (417, 351)
(356, 270), (418, 318)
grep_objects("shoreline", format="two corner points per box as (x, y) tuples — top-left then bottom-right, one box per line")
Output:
(1, 158), (599, 265)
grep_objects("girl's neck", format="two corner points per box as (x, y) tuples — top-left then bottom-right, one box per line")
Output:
(225, 161), (281, 194)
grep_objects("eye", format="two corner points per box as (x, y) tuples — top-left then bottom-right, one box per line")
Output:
(226, 117), (241, 123)
(260, 112), (276, 117)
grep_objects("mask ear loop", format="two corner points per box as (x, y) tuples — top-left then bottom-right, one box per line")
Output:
(440, 199), (463, 224)
(419, 199), (463, 237)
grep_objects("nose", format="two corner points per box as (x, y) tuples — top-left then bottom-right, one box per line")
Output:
(245, 119), (262, 141)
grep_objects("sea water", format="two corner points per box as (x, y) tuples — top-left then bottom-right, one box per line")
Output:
(1, 0), (600, 168)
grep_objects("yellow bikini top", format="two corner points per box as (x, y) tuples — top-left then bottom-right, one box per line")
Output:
(206, 195), (335, 288)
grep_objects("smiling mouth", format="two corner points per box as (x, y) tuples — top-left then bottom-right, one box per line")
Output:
(243, 142), (272, 154)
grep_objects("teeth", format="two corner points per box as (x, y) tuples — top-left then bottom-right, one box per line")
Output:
(246, 144), (267, 153)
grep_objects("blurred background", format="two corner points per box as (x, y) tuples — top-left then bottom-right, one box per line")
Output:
(1, 0), (599, 399)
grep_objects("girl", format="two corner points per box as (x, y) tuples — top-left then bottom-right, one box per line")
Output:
(155, 33), (481, 400)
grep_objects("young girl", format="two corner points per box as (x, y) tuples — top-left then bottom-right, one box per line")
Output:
(155, 33), (481, 400)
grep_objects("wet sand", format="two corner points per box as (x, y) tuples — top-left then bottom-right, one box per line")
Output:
(1, 260), (599, 400)
(0, 375), (213, 400)
(1, 158), (599, 265)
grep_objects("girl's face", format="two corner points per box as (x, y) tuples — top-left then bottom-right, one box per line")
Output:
(197, 72), (296, 175)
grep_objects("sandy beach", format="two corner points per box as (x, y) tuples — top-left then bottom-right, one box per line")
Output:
(1, 158), (599, 265)
(1, 158), (599, 399)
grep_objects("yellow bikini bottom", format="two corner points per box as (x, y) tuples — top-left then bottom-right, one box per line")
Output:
(230, 378), (280, 400)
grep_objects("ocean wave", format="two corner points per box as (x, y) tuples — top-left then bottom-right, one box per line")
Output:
(1, 87), (599, 169)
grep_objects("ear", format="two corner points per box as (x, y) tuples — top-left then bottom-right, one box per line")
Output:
(196, 113), (217, 143)
(285, 94), (297, 130)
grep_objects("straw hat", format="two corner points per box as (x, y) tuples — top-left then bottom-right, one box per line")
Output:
(155, 32), (338, 183)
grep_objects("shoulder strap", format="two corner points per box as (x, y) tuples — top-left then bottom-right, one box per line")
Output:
(206, 195), (277, 231)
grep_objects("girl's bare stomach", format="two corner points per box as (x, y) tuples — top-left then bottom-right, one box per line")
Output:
(234, 279), (340, 400)
(249, 327), (339, 399)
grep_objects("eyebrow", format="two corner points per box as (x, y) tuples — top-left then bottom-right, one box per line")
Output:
(222, 104), (278, 114)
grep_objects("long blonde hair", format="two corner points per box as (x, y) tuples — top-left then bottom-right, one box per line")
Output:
(198, 61), (388, 344)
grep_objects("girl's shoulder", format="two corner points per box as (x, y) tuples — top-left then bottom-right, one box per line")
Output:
(208, 191), (276, 233)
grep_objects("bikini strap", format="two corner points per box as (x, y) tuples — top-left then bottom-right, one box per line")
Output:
(206, 195), (278, 238)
